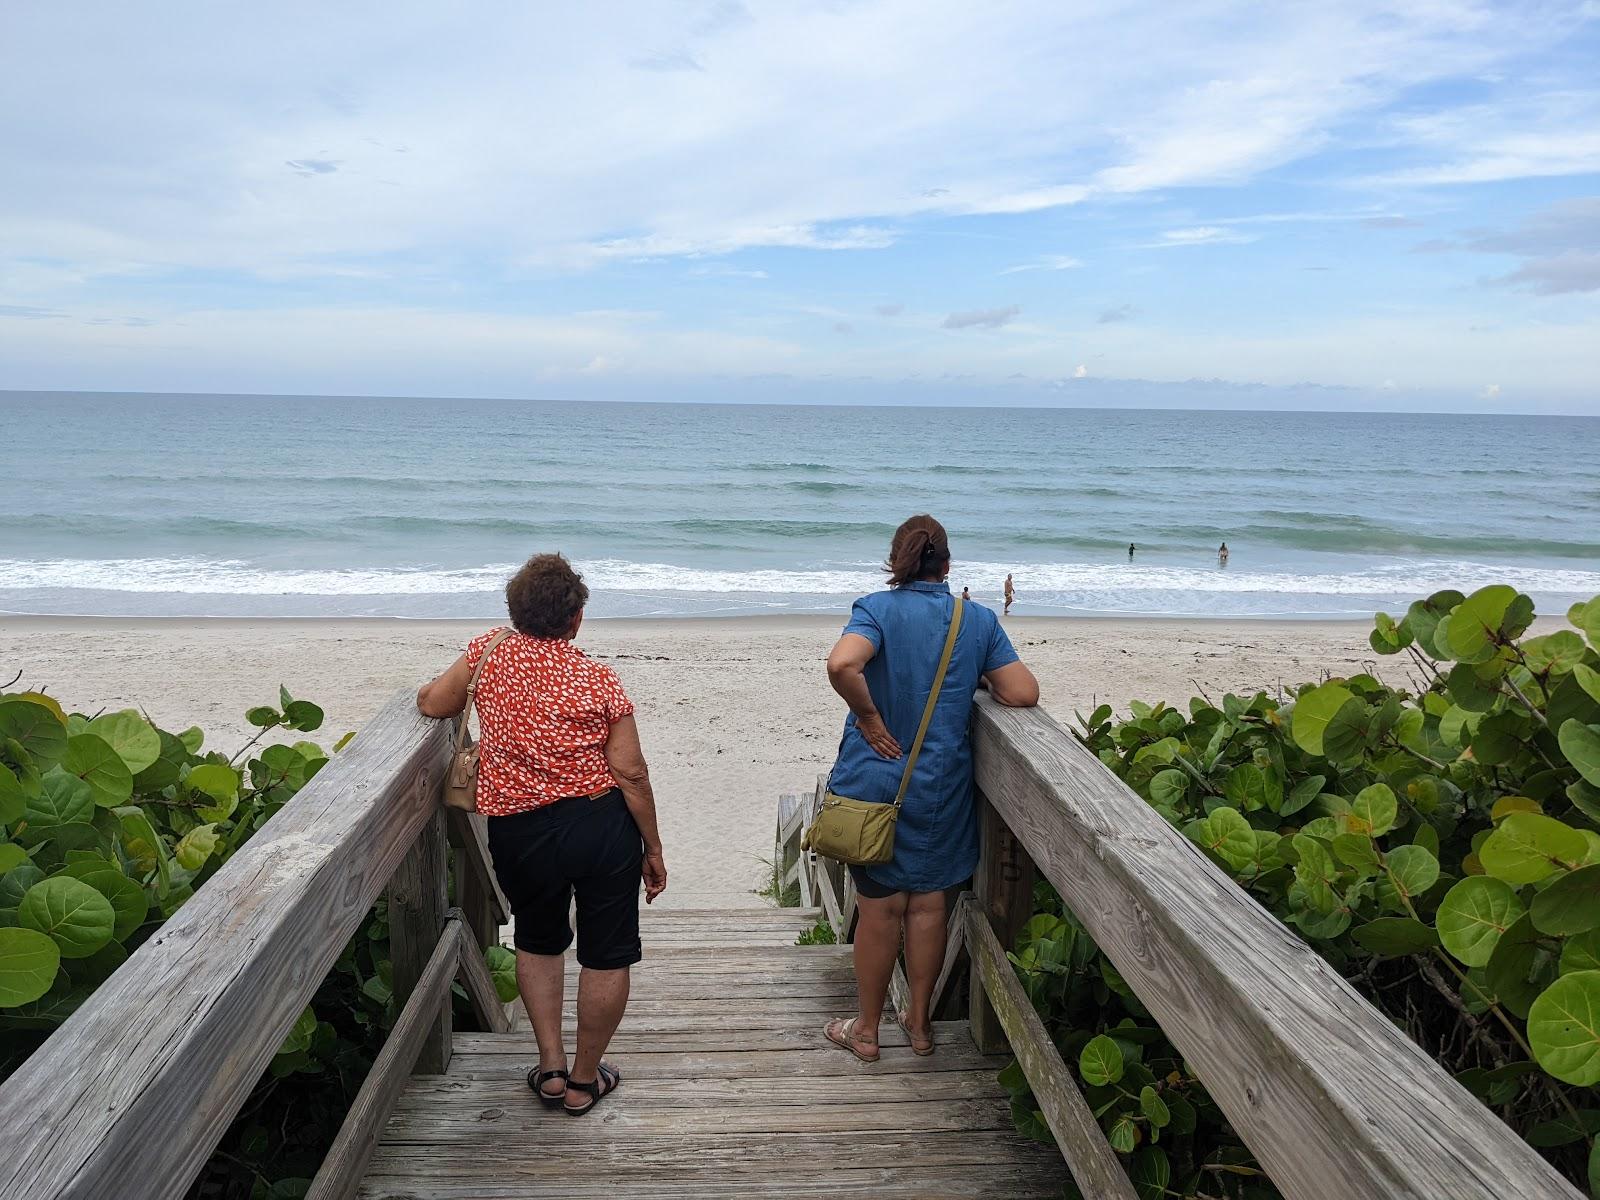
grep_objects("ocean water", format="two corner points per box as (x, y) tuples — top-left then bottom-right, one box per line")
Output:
(2, 391), (1597, 621)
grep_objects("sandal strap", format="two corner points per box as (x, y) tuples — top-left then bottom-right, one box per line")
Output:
(533, 1068), (568, 1087)
(566, 1063), (618, 1098)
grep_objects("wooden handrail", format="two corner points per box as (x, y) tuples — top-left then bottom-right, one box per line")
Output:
(0, 689), (454, 1200)
(967, 693), (1580, 1200)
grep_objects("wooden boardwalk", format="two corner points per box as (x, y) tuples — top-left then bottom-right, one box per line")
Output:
(356, 906), (1065, 1199)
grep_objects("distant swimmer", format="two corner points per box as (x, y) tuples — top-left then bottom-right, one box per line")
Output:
(1218, 542), (1230, 567)
(1003, 573), (1015, 615)
(1128, 543), (1136, 560)
(961, 586), (971, 600)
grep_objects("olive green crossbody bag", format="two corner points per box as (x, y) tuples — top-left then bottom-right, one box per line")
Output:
(803, 596), (964, 866)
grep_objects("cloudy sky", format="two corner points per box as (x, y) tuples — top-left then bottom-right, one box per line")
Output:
(2, 1), (1598, 411)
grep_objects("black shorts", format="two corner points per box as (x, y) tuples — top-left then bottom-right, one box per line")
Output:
(486, 789), (643, 970)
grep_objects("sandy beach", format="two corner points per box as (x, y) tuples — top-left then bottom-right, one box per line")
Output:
(2, 613), (1400, 904)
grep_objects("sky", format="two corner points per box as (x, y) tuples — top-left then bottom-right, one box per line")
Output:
(1, 1), (1598, 412)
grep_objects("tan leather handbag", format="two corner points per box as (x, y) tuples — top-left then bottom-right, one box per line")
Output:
(443, 628), (517, 812)
(802, 597), (963, 865)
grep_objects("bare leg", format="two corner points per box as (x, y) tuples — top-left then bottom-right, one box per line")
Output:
(851, 890), (908, 1043)
(516, 950), (567, 1096)
(901, 890), (948, 1043)
(569, 965), (630, 1094)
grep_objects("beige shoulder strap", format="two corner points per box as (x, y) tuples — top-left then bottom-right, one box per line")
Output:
(893, 596), (964, 810)
(452, 628), (517, 758)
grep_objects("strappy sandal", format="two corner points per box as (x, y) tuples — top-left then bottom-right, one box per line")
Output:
(563, 1062), (620, 1116)
(527, 1066), (569, 1109)
(824, 1016), (880, 1063)
(897, 1010), (935, 1057)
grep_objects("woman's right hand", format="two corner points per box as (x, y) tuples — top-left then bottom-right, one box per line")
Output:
(856, 711), (903, 760)
(642, 848), (668, 904)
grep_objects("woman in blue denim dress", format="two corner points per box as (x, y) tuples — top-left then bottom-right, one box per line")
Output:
(823, 515), (1040, 1061)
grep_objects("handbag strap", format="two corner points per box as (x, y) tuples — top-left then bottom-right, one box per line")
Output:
(893, 596), (964, 810)
(451, 628), (517, 759)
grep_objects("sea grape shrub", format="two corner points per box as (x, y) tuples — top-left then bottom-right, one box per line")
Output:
(1005, 586), (1600, 1200)
(0, 688), (513, 1196)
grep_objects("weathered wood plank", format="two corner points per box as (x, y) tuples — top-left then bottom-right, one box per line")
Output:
(308, 918), (466, 1200)
(396, 1067), (1010, 1106)
(388, 806), (452, 1074)
(642, 907), (824, 925)
(450, 1020), (976, 1056)
(358, 1160), (1064, 1200)
(453, 915), (511, 1035)
(970, 693), (1580, 1200)
(378, 1096), (1019, 1140)
(964, 899), (1137, 1200)
(442, 1045), (1005, 1078)
(969, 789), (1036, 1053)
(447, 808), (506, 950)
(0, 689), (453, 1200)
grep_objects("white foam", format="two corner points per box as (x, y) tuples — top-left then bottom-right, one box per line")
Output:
(0, 555), (1596, 604)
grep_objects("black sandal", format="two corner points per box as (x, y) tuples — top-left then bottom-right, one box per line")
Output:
(527, 1067), (569, 1109)
(562, 1062), (620, 1116)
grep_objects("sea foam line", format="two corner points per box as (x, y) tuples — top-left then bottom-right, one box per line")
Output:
(0, 556), (1597, 600)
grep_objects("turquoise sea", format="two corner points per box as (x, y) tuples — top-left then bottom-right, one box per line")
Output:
(2, 391), (1597, 620)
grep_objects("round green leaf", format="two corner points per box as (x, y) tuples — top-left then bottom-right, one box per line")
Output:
(1525, 631), (1588, 676)
(1148, 769), (1187, 808)
(1528, 970), (1600, 1086)
(133, 730), (190, 792)
(185, 763), (239, 805)
(17, 876), (114, 959)
(1138, 1085), (1169, 1128)
(25, 770), (94, 827)
(1223, 763), (1270, 811)
(0, 926), (61, 1007)
(0, 764), (25, 826)
(1405, 590), (1464, 658)
(1563, 930), (1600, 976)
(1183, 807), (1255, 873)
(1348, 784), (1398, 837)
(0, 863), (44, 909)
(84, 711), (160, 775)
(282, 700), (324, 732)
(1291, 683), (1355, 757)
(1486, 914), (1544, 1019)
(0, 700), (67, 772)
(1129, 1146), (1170, 1200)
(1577, 663), (1600, 708)
(1353, 917), (1439, 957)
(1447, 585), (1517, 664)
(59, 863), (148, 940)
(174, 823), (220, 871)
(1377, 844), (1439, 912)
(1480, 813), (1588, 884)
(1531, 864), (1600, 936)
(0, 844), (27, 874)
(61, 735), (133, 808)
(1437, 876), (1525, 967)
(1079, 1034), (1124, 1086)
(1559, 719), (1600, 787)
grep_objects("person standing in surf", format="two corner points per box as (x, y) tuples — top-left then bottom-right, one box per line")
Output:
(1003, 573), (1014, 615)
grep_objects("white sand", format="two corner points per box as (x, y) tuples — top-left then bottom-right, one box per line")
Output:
(0, 614), (1395, 905)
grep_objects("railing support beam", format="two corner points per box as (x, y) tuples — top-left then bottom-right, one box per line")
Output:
(387, 806), (451, 1074)
(969, 788), (1036, 1054)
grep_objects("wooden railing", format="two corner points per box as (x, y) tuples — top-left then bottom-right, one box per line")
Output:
(778, 694), (1582, 1200)
(0, 690), (511, 1200)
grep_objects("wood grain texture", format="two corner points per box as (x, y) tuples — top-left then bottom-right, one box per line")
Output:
(358, 911), (1062, 1197)
(452, 911), (511, 1035)
(0, 688), (453, 1200)
(308, 918), (466, 1200)
(969, 791), (1037, 1054)
(387, 806), (452, 1074)
(964, 899), (1137, 1200)
(447, 808), (505, 951)
(969, 693), (1580, 1200)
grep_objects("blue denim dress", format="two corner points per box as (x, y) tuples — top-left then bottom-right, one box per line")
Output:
(827, 580), (1020, 893)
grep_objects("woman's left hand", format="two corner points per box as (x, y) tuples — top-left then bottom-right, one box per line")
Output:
(856, 711), (903, 760)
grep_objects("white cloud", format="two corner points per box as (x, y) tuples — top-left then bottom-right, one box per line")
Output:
(999, 254), (1083, 274)
(0, 0), (1586, 282)
(1073, 363), (1088, 378)
(1481, 383), (1502, 400)
(1149, 226), (1256, 248)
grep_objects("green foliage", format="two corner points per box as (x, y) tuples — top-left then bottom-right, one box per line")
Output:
(795, 919), (837, 945)
(0, 686), (517, 1197)
(1013, 586), (1600, 1198)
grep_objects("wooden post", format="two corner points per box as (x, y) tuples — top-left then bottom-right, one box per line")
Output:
(448, 810), (500, 952)
(968, 788), (1036, 1053)
(388, 806), (452, 1073)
